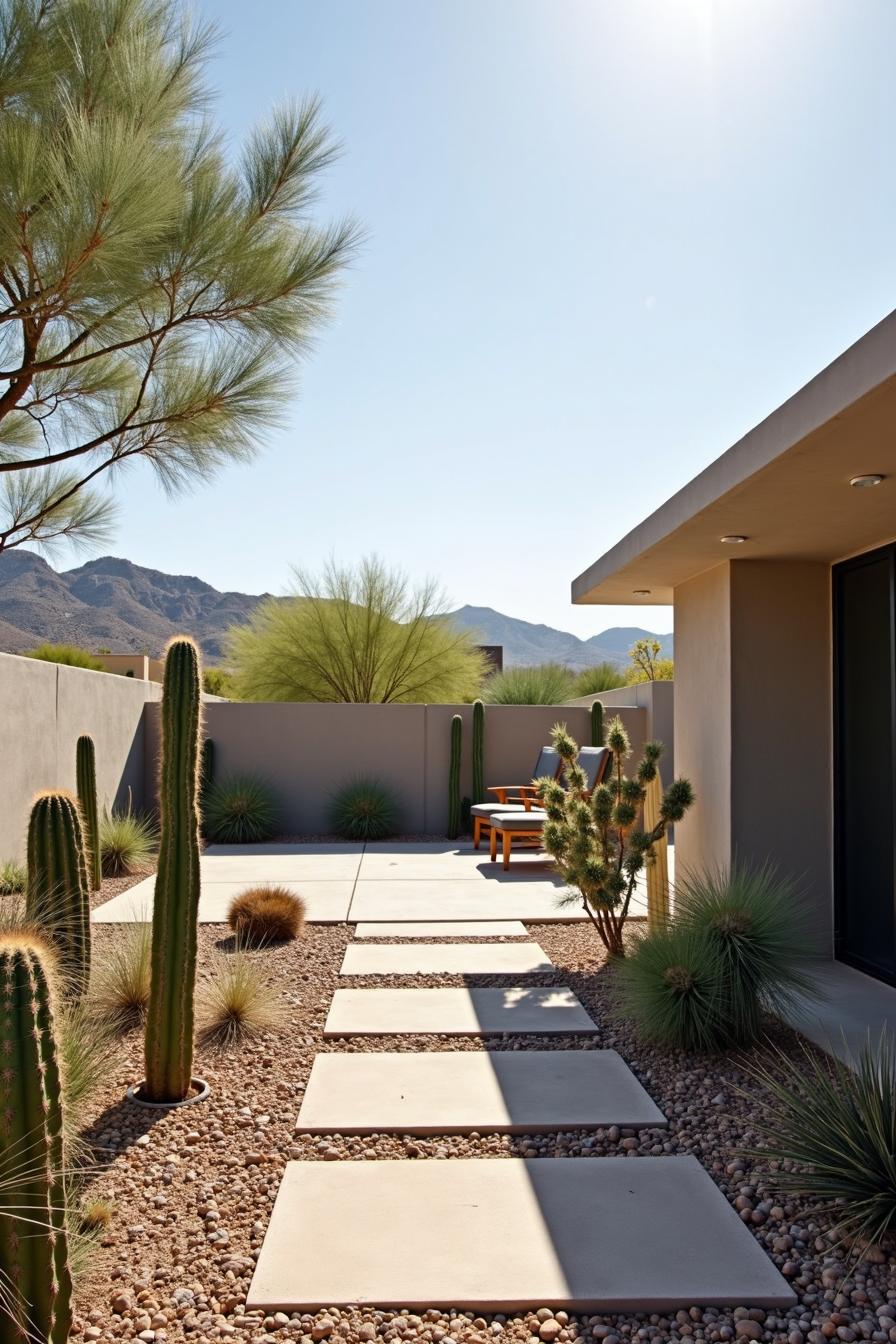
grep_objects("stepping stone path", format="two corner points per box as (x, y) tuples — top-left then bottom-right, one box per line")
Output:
(251, 920), (795, 1313)
(354, 920), (529, 937)
(296, 1050), (667, 1134)
(339, 940), (553, 975)
(247, 1158), (797, 1312)
(324, 985), (596, 1036)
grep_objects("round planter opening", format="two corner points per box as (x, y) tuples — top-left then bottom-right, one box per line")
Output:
(126, 1077), (210, 1110)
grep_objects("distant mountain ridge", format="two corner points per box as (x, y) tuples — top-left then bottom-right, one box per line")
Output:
(0, 551), (672, 669)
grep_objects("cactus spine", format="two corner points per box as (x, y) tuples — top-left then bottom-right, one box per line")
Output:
(76, 734), (101, 891)
(471, 700), (484, 805)
(590, 699), (605, 748)
(447, 714), (462, 839)
(144, 638), (202, 1103)
(26, 792), (92, 999)
(0, 936), (73, 1344)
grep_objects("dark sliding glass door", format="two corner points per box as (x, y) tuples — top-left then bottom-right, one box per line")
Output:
(834, 542), (896, 984)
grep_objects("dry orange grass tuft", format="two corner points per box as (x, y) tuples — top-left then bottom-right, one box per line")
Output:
(227, 884), (306, 945)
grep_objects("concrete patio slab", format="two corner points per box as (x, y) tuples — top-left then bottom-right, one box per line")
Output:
(296, 1050), (666, 1133)
(348, 880), (583, 923)
(354, 920), (530, 938)
(203, 844), (364, 856)
(357, 852), (554, 881)
(92, 878), (353, 924)
(199, 853), (363, 882)
(340, 942), (553, 976)
(323, 986), (596, 1036)
(247, 1157), (796, 1311)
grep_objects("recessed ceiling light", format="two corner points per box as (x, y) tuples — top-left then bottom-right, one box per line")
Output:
(720, 535), (747, 544)
(849, 474), (885, 488)
(632, 589), (651, 596)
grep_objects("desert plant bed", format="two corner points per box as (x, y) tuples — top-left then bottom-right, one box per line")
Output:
(60, 919), (895, 1344)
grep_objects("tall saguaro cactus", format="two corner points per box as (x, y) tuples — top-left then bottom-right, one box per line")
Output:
(590, 700), (605, 748)
(144, 637), (202, 1104)
(76, 734), (101, 891)
(447, 714), (462, 839)
(26, 792), (92, 999)
(471, 700), (485, 805)
(0, 936), (74, 1344)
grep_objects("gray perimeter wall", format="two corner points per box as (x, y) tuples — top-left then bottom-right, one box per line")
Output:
(0, 652), (162, 860)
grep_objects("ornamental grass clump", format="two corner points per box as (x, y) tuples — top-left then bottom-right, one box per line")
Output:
(615, 924), (728, 1053)
(227, 885), (306, 945)
(0, 859), (26, 895)
(197, 948), (286, 1050)
(204, 774), (278, 844)
(538, 719), (694, 957)
(675, 861), (820, 1043)
(99, 804), (158, 877)
(740, 1031), (896, 1256)
(89, 922), (152, 1032)
(329, 777), (398, 840)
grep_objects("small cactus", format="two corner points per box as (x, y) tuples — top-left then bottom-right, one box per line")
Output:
(0, 934), (74, 1344)
(76, 734), (101, 891)
(26, 792), (92, 999)
(144, 637), (202, 1104)
(472, 699), (485, 804)
(447, 714), (462, 839)
(590, 699), (605, 747)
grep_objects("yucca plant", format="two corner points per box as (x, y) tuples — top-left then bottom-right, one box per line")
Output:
(329, 777), (398, 840)
(615, 924), (727, 1052)
(741, 1031), (896, 1256)
(99, 805), (158, 878)
(196, 947), (286, 1050)
(204, 774), (278, 844)
(675, 862), (820, 1043)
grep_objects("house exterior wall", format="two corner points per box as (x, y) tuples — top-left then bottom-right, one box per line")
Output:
(582, 681), (675, 783)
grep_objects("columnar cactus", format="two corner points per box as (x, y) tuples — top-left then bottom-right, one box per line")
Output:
(144, 637), (202, 1103)
(471, 700), (484, 805)
(0, 935), (74, 1344)
(76, 734), (101, 891)
(590, 700), (605, 748)
(26, 792), (92, 999)
(447, 714), (462, 839)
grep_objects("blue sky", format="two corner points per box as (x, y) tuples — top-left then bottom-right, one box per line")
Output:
(101, 0), (896, 636)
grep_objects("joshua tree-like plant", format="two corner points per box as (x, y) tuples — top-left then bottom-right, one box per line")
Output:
(143, 638), (202, 1104)
(447, 714), (462, 839)
(26, 792), (92, 998)
(590, 700), (605, 748)
(76, 735), (101, 891)
(0, 934), (74, 1344)
(472, 699), (485, 804)
(537, 720), (694, 957)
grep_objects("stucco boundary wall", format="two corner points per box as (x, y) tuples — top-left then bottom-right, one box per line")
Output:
(145, 702), (647, 836)
(566, 681), (674, 785)
(0, 651), (162, 861)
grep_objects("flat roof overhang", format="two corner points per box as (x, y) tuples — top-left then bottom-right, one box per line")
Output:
(572, 309), (896, 605)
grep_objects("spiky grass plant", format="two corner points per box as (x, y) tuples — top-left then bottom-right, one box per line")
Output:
(196, 948), (286, 1050)
(615, 925), (728, 1052)
(56, 1003), (114, 1145)
(78, 1198), (114, 1234)
(0, 859), (26, 895)
(573, 663), (625, 696)
(740, 1031), (896, 1256)
(227, 886), (306, 945)
(675, 862), (820, 1043)
(483, 662), (575, 705)
(204, 774), (278, 844)
(330, 777), (398, 841)
(89, 923), (152, 1032)
(99, 805), (158, 878)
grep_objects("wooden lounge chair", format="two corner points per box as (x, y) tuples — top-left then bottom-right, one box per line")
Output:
(470, 745), (563, 850)
(488, 745), (611, 870)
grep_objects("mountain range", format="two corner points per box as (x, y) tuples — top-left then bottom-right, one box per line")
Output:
(0, 551), (672, 670)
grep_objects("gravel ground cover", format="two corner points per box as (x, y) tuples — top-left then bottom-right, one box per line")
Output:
(67, 878), (896, 1344)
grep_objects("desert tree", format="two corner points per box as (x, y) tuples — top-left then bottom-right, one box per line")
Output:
(625, 637), (674, 683)
(0, 0), (358, 553)
(229, 555), (488, 703)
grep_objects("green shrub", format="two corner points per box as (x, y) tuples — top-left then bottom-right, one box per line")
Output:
(0, 859), (26, 894)
(205, 774), (278, 844)
(573, 662), (624, 695)
(615, 925), (727, 1052)
(202, 667), (238, 697)
(99, 806), (158, 877)
(228, 885), (306, 944)
(329, 777), (398, 841)
(483, 662), (575, 705)
(741, 1031), (896, 1254)
(26, 643), (104, 671)
(675, 861), (819, 1044)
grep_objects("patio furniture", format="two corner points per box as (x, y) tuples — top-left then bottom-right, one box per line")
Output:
(470, 745), (563, 850)
(488, 745), (611, 870)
